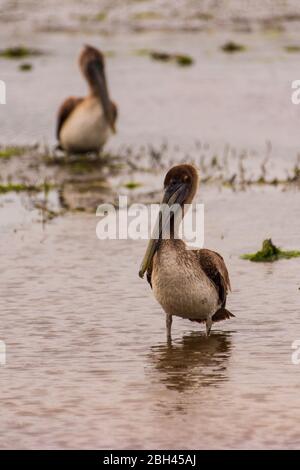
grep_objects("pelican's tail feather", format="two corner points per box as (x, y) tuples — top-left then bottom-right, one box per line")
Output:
(212, 308), (235, 323)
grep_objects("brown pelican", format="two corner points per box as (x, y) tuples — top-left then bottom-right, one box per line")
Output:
(56, 45), (117, 153)
(139, 164), (234, 339)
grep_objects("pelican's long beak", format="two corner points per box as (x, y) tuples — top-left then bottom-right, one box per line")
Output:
(139, 181), (188, 279)
(90, 64), (115, 133)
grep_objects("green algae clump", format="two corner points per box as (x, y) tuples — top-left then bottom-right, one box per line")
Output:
(136, 49), (194, 67)
(0, 147), (24, 159)
(124, 181), (142, 190)
(242, 239), (300, 262)
(221, 41), (246, 53)
(0, 46), (42, 59)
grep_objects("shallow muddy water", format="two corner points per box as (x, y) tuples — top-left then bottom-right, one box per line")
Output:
(0, 186), (300, 449)
(1, 0), (300, 450)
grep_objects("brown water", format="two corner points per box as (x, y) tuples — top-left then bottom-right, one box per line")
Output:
(1, 0), (300, 450)
(0, 186), (300, 449)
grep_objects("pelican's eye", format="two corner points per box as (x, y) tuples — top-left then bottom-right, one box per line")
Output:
(167, 178), (177, 189)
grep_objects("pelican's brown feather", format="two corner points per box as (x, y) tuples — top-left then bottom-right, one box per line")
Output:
(212, 307), (234, 322)
(194, 248), (231, 307)
(56, 96), (83, 140)
(189, 248), (234, 324)
(110, 100), (118, 128)
(146, 247), (231, 303)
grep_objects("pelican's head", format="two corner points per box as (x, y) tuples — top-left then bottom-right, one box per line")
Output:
(163, 164), (199, 206)
(139, 164), (199, 279)
(79, 45), (116, 133)
(79, 44), (105, 79)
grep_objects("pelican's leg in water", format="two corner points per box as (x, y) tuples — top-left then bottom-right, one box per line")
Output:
(206, 317), (212, 337)
(166, 314), (172, 340)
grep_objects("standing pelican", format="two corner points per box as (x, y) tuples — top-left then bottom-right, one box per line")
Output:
(139, 164), (234, 339)
(57, 45), (117, 153)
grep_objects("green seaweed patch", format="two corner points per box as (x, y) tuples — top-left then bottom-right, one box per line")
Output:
(0, 182), (54, 194)
(175, 54), (194, 66)
(0, 147), (24, 159)
(137, 49), (194, 66)
(19, 62), (32, 71)
(94, 12), (107, 21)
(70, 161), (97, 173)
(151, 51), (194, 66)
(47, 152), (122, 174)
(124, 181), (142, 190)
(50, 154), (105, 174)
(104, 50), (116, 58)
(0, 46), (43, 59)
(135, 49), (150, 56)
(79, 12), (107, 22)
(195, 12), (214, 21)
(0, 183), (37, 194)
(151, 51), (173, 62)
(285, 45), (300, 53)
(241, 239), (300, 262)
(132, 11), (162, 20)
(221, 41), (246, 53)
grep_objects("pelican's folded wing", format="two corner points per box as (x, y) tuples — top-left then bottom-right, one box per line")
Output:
(56, 96), (83, 141)
(194, 248), (231, 308)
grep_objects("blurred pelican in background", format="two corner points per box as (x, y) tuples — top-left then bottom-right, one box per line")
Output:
(57, 45), (117, 153)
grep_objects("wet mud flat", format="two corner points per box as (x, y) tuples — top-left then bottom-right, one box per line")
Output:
(0, 143), (299, 214)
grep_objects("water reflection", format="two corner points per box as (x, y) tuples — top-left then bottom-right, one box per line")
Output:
(147, 331), (232, 392)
